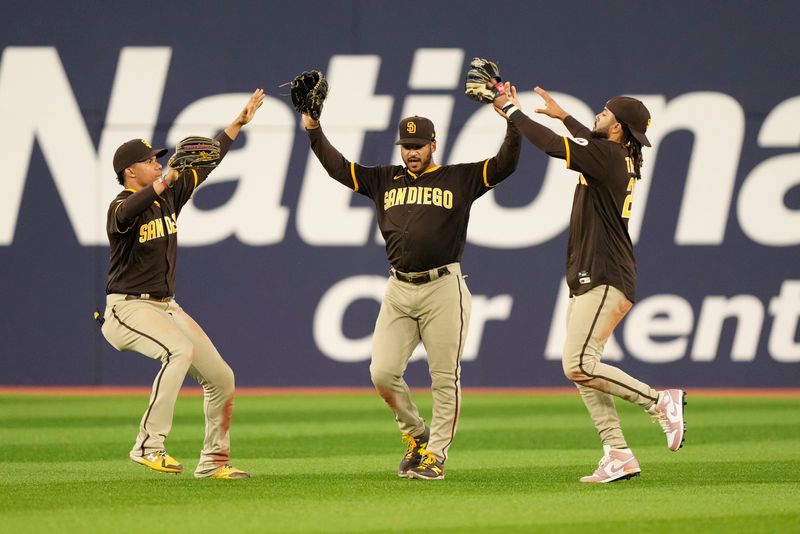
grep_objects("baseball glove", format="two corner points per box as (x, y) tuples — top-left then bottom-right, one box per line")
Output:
(464, 57), (504, 104)
(168, 136), (221, 170)
(287, 70), (328, 120)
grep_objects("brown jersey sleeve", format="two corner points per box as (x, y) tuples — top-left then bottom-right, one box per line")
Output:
(508, 109), (566, 158)
(482, 122), (521, 187)
(563, 115), (593, 139)
(564, 137), (614, 183)
(306, 126), (394, 200)
(110, 188), (158, 234)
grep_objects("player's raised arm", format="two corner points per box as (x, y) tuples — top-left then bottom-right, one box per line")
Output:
(225, 88), (265, 140)
(286, 70), (365, 191)
(533, 86), (592, 139)
(493, 82), (567, 159)
(485, 85), (522, 186)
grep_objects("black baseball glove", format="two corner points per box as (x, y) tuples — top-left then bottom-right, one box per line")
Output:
(464, 57), (504, 104)
(287, 70), (328, 120)
(168, 136), (221, 170)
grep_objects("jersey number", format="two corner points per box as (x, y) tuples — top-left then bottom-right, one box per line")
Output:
(621, 158), (636, 219)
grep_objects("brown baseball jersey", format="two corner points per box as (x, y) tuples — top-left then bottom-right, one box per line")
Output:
(507, 112), (638, 302)
(105, 132), (233, 297)
(307, 125), (521, 272)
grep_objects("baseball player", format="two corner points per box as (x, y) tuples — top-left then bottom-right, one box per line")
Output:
(300, 107), (520, 480)
(100, 89), (264, 479)
(491, 83), (686, 483)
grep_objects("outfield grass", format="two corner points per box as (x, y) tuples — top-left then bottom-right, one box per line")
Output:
(0, 391), (798, 533)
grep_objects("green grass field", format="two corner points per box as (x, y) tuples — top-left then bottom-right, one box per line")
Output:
(1, 391), (798, 533)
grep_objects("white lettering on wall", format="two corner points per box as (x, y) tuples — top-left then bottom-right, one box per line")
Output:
(0, 46), (170, 245)
(314, 275), (513, 363)
(768, 280), (800, 362)
(738, 96), (800, 246)
(691, 295), (763, 362)
(545, 280), (798, 364)
(633, 93), (745, 246)
(2, 47), (799, 250)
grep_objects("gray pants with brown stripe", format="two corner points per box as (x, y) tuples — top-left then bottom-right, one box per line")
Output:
(370, 263), (471, 464)
(563, 285), (658, 450)
(101, 294), (235, 474)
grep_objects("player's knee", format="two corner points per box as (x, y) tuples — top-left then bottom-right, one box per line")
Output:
(219, 366), (235, 398)
(429, 369), (457, 390)
(562, 358), (591, 383)
(369, 365), (398, 390)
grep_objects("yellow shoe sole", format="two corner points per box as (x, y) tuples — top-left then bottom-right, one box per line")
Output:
(131, 455), (183, 474)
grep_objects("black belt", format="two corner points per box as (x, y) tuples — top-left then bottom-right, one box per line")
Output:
(391, 266), (450, 285)
(125, 294), (173, 302)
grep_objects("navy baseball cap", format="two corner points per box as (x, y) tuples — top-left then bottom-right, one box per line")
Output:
(606, 97), (652, 147)
(395, 116), (436, 146)
(113, 139), (168, 175)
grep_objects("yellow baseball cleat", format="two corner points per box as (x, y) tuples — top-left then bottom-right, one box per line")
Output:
(196, 464), (251, 479)
(130, 450), (183, 474)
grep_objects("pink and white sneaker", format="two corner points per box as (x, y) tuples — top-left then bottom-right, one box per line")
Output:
(579, 445), (641, 483)
(654, 389), (687, 451)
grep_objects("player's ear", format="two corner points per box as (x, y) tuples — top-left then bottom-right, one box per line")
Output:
(430, 140), (437, 154)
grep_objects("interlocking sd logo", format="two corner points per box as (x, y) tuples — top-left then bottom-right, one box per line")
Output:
(406, 122), (416, 134)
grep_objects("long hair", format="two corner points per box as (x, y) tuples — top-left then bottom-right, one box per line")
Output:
(621, 125), (644, 180)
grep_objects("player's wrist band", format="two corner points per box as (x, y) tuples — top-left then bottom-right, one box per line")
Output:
(502, 103), (519, 116)
(159, 175), (172, 189)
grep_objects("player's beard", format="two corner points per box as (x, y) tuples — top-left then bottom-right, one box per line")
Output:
(405, 151), (433, 173)
(590, 129), (610, 140)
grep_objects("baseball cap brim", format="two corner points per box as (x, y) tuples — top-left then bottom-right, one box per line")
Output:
(395, 138), (433, 146)
(629, 129), (651, 147)
(113, 140), (168, 175)
(126, 147), (168, 168)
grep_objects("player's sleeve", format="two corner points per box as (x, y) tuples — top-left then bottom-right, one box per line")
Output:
(507, 109), (567, 158)
(563, 137), (609, 179)
(109, 188), (157, 234)
(480, 121), (522, 189)
(307, 127), (388, 199)
(507, 109), (609, 180)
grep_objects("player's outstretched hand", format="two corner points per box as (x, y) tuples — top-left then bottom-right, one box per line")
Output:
(493, 82), (522, 120)
(236, 88), (266, 127)
(534, 86), (568, 121)
(225, 88), (265, 140)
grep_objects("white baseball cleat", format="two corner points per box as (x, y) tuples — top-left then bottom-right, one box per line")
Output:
(580, 446), (641, 483)
(654, 389), (686, 451)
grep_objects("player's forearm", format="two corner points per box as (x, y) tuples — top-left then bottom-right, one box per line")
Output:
(116, 187), (160, 224)
(508, 110), (566, 159)
(563, 115), (592, 139)
(489, 123), (522, 184)
(307, 127), (358, 188)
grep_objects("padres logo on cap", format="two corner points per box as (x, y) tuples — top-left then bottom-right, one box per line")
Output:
(407, 122), (417, 134)
(141, 139), (152, 149)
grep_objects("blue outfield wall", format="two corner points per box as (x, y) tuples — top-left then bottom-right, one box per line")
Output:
(0, 1), (798, 387)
